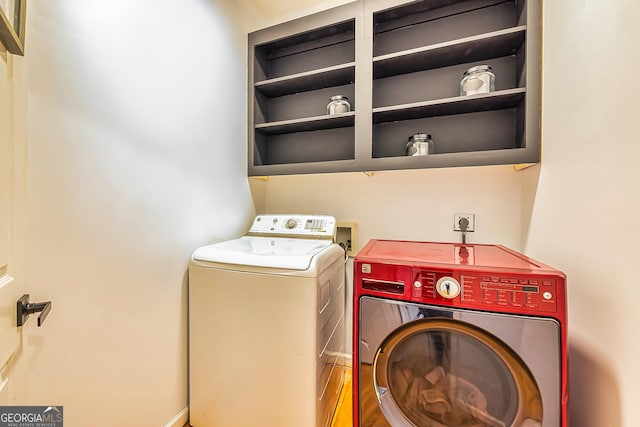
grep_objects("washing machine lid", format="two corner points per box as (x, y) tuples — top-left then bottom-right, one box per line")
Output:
(192, 236), (334, 270)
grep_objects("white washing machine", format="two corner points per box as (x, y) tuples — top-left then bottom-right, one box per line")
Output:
(189, 214), (346, 427)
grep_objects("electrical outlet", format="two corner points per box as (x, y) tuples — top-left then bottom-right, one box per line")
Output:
(336, 221), (358, 257)
(453, 213), (475, 232)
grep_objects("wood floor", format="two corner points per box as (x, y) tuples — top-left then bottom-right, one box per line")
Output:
(331, 366), (353, 427)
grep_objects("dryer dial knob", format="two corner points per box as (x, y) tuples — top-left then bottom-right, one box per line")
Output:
(285, 219), (297, 229)
(436, 276), (461, 299)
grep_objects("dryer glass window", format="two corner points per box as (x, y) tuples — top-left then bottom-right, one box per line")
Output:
(373, 318), (542, 427)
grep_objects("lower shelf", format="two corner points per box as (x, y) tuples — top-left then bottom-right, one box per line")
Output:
(373, 107), (522, 158)
(254, 127), (354, 166)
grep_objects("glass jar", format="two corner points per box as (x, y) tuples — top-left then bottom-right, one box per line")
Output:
(406, 133), (433, 156)
(327, 95), (351, 115)
(460, 65), (495, 96)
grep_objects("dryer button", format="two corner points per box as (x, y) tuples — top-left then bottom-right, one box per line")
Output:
(412, 281), (422, 298)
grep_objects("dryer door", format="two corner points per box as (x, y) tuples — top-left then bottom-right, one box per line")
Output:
(358, 297), (557, 427)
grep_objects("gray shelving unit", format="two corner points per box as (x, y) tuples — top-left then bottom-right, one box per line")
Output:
(247, 0), (540, 176)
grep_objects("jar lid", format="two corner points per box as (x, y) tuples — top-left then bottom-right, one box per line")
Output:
(463, 65), (493, 76)
(329, 95), (349, 101)
(408, 133), (431, 142)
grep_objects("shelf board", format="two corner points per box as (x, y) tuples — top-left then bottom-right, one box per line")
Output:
(250, 158), (359, 176)
(249, 147), (538, 176)
(255, 111), (355, 135)
(373, 26), (526, 79)
(373, 88), (525, 124)
(364, 147), (535, 170)
(255, 62), (356, 97)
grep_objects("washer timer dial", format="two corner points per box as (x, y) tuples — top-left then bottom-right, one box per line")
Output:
(285, 219), (297, 229)
(436, 276), (461, 299)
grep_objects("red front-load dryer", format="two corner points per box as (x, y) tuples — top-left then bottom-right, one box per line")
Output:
(353, 240), (568, 427)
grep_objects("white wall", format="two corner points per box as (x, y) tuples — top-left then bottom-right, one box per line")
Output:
(259, 167), (524, 247)
(523, 1), (640, 425)
(18, 1), (255, 425)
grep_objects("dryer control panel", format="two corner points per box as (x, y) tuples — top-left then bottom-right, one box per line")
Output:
(412, 270), (559, 314)
(248, 214), (336, 239)
(354, 240), (567, 320)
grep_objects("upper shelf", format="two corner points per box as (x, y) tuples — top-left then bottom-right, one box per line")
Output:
(373, 26), (526, 79)
(373, 87), (526, 124)
(255, 62), (356, 98)
(255, 111), (355, 135)
(261, 19), (356, 55)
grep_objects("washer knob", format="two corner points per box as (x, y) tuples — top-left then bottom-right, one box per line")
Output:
(285, 219), (297, 229)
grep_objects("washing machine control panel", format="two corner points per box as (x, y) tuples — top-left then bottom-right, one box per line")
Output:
(248, 214), (336, 238)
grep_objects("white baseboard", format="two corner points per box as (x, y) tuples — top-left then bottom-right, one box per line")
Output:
(164, 406), (188, 427)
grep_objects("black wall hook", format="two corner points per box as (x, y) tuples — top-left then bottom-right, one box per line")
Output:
(17, 294), (51, 327)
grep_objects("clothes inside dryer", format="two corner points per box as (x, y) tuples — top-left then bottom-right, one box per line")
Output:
(377, 320), (524, 426)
